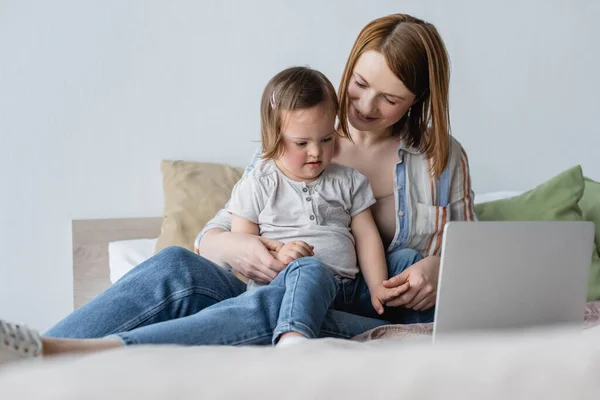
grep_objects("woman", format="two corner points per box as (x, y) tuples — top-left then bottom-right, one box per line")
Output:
(0, 13), (475, 362)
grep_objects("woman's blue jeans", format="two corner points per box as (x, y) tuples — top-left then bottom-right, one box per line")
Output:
(45, 246), (434, 345)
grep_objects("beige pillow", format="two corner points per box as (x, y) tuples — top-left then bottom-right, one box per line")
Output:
(155, 160), (244, 253)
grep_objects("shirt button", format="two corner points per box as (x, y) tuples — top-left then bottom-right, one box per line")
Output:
(309, 215), (315, 220)
(302, 188), (308, 192)
(396, 185), (402, 190)
(306, 197), (312, 202)
(398, 210), (405, 217)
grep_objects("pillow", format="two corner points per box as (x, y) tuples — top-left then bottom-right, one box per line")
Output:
(580, 178), (600, 258)
(580, 178), (600, 300)
(474, 166), (584, 222)
(474, 165), (600, 301)
(475, 191), (523, 205)
(155, 160), (244, 253)
(109, 238), (158, 283)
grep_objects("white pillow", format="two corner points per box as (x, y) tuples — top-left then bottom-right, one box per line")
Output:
(108, 238), (158, 283)
(474, 191), (523, 204)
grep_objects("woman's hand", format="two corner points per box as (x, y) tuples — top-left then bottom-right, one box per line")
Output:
(202, 231), (288, 284)
(369, 281), (411, 315)
(382, 256), (440, 311)
(275, 241), (314, 265)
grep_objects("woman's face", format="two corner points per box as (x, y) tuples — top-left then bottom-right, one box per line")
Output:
(347, 50), (416, 133)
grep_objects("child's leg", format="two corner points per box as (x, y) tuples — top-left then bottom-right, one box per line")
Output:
(270, 257), (338, 345)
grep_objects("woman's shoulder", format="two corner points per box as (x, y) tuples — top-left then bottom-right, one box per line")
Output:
(412, 134), (467, 164)
(446, 136), (470, 170)
(244, 158), (278, 184)
(404, 135), (469, 179)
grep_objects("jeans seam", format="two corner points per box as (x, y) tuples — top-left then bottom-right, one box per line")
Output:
(280, 262), (301, 325)
(109, 286), (229, 335)
(227, 332), (274, 346)
(117, 323), (274, 347)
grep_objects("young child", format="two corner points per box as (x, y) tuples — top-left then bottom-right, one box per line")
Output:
(228, 66), (409, 347)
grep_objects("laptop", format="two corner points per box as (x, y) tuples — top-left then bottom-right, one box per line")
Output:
(432, 221), (595, 341)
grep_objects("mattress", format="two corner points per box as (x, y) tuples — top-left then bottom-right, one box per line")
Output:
(1, 323), (599, 399)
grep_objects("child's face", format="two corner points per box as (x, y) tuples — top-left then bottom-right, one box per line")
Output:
(276, 102), (336, 183)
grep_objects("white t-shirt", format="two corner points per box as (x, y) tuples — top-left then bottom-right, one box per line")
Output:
(228, 159), (376, 286)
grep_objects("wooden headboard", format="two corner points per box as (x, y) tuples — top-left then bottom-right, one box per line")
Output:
(72, 217), (162, 309)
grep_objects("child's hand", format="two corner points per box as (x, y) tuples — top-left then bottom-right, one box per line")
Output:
(370, 281), (410, 315)
(276, 241), (315, 265)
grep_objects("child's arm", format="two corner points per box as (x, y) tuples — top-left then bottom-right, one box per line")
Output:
(351, 208), (409, 314)
(231, 214), (313, 265)
(231, 213), (260, 236)
(351, 208), (387, 286)
(231, 213), (278, 258)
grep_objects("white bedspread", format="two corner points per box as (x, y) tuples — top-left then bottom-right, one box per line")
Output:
(1, 325), (599, 399)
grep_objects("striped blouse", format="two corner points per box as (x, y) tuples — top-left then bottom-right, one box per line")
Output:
(195, 136), (477, 258)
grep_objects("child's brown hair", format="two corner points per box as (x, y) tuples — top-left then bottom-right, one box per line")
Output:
(260, 66), (348, 160)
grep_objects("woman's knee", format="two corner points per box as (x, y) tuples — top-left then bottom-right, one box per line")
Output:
(154, 245), (195, 260)
(141, 246), (219, 281)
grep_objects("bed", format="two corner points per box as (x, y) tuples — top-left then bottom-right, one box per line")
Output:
(72, 217), (162, 309)
(1, 311), (600, 399)
(2, 164), (600, 398)
(70, 211), (600, 340)
(1, 226), (599, 398)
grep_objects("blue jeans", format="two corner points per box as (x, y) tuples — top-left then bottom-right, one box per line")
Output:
(45, 246), (434, 345)
(271, 257), (338, 343)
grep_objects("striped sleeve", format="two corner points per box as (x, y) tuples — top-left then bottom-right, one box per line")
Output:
(448, 141), (478, 223)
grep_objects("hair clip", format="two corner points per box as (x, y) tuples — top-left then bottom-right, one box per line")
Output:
(270, 91), (276, 109)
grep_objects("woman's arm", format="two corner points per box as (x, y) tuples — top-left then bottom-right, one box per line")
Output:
(383, 140), (475, 310)
(197, 147), (287, 283)
(199, 229), (286, 283)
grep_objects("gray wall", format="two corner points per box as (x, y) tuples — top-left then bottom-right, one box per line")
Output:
(1, 0), (598, 330)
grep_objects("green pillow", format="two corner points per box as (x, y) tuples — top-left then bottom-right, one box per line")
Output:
(580, 178), (600, 301)
(475, 165), (584, 222)
(589, 253), (600, 301)
(580, 178), (600, 257)
(474, 165), (600, 301)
